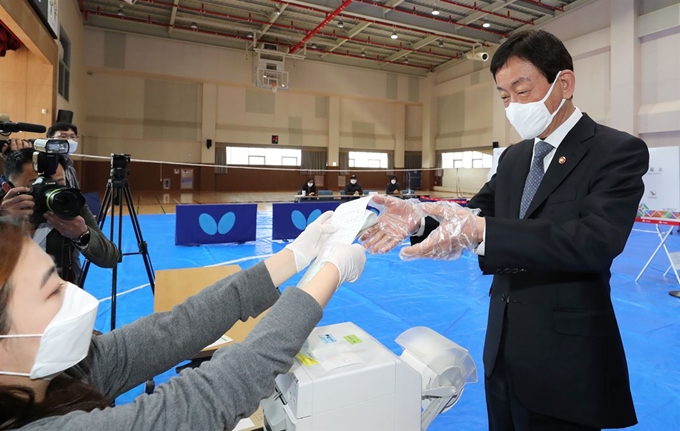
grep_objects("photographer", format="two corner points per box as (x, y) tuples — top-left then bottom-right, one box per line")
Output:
(1, 122), (81, 188)
(0, 148), (119, 284)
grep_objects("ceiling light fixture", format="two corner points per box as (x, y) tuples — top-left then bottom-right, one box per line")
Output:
(432, 7), (440, 16)
(275, 9), (281, 15)
(247, 33), (254, 39)
(311, 42), (317, 49)
(361, 49), (366, 57)
(482, 22), (491, 28)
(404, 56), (409, 64)
(391, 30), (398, 40)
(117, 8), (125, 16)
(190, 22), (198, 29)
(438, 39), (444, 48)
(338, 20), (344, 29)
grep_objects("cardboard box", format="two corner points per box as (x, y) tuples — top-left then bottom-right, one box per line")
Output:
(155, 265), (266, 431)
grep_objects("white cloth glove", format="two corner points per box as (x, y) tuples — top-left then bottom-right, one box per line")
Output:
(285, 211), (337, 272)
(400, 202), (481, 261)
(359, 195), (425, 254)
(322, 243), (367, 289)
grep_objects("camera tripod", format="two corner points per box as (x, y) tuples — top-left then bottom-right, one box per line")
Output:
(79, 173), (155, 332)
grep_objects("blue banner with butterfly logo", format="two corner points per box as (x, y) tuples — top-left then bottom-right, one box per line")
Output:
(272, 201), (342, 241)
(175, 203), (258, 245)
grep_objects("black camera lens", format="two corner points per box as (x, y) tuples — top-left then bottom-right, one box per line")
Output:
(45, 188), (86, 218)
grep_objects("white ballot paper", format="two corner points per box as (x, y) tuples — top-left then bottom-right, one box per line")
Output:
(298, 196), (379, 288)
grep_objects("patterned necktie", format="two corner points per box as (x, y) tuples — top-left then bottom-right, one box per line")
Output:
(519, 141), (554, 219)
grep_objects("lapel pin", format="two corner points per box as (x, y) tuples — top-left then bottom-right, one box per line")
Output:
(558, 156), (567, 164)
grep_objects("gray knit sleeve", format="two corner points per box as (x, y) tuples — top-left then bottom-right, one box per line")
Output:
(89, 261), (282, 399)
(20, 287), (323, 431)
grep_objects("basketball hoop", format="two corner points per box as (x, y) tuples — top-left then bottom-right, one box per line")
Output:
(271, 83), (277, 93)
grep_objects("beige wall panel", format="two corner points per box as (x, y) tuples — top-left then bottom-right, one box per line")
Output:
(86, 136), (202, 163)
(639, 30), (680, 135)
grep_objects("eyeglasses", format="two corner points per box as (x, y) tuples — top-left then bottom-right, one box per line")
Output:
(52, 134), (79, 140)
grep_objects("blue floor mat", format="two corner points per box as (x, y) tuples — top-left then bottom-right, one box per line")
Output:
(82, 215), (680, 431)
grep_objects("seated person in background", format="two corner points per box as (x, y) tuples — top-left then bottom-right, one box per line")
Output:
(385, 175), (401, 195)
(344, 174), (363, 197)
(0, 148), (120, 285)
(301, 177), (317, 197)
(0, 212), (366, 430)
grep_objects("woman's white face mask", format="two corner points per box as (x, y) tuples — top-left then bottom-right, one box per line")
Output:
(350, 180), (357, 184)
(307, 183), (314, 187)
(0, 283), (98, 380)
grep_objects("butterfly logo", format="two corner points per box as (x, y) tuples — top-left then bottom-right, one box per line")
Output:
(198, 212), (236, 235)
(291, 209), (322, 231)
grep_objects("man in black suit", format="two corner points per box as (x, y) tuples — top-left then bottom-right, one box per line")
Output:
(361, 30), (648, 430)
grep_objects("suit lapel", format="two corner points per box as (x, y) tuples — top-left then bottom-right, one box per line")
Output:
(523, 114), (596, 219)
(509, 142), (533, 219)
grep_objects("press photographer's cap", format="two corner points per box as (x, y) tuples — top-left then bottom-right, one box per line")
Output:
(350, 175), (357, 179)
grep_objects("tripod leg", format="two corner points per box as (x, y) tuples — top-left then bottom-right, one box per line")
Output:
(110, 186), (124, 332)
(78, 181), (114, 287)
(122, 184), (156, 294)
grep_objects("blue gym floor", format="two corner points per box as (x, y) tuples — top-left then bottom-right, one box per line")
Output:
(83, 213), (680, 431)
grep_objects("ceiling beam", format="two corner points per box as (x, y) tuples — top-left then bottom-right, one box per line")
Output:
(274, 0), (483, 45)
(383, 0), (407, 16)
(512, 0), (556, 16)
(383, 35), (438, 63)
(168, 0), (180, 34)
(451, 0), (519, 30)
(510, 0), (594, 34)
(260, 4), (288, 38)
(289, 0), (353, 54)
(320, 21), (371, 57)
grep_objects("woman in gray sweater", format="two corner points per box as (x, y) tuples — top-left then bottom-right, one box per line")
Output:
(0, 212), (366, 430)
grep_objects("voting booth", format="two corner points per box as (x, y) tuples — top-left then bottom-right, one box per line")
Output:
(636, 146), (680, 283)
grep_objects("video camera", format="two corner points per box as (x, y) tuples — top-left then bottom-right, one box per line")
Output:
(28, 139), (85, 224)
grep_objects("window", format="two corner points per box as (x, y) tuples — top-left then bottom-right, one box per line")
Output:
(226, 146), (301, 166)
(58, 27), (70, 101)
(348, 151), (389, 169)
(441, 151), (492, 169)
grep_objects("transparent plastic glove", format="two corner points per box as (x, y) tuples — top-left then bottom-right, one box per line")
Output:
(360, 195), (425, 254)
(285, 211), (337, 272)
(321, 243), (367, 289)
(399, 202), (481, 261)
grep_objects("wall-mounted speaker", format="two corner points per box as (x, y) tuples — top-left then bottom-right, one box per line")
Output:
(56, 109), (73, 124)
(206, 139), (212, 149)
(492, 141), (499, 148)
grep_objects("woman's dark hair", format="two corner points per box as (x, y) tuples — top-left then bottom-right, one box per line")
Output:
(306, 178), (314, 183)
(0, 217), (109, 429)
(490, 30), (573, 84)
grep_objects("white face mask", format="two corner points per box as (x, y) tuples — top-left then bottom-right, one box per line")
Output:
(0, 283), (98, 380)
(504, 71), (566, 140)
(307, 183), (313, 187)
(350, 179), (357, 184)
(67, 139), (78, 154)
(391, 180), (396, 184)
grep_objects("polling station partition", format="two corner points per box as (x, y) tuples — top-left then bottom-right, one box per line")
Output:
(175, 203), (258, 245)
(272, 201), (341, 240)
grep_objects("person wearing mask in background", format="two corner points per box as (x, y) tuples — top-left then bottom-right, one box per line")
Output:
(46, 123), (80, 189)
(0, 149), (119, 285)
(385, 175), (401, 196)
(0, 122), (81, 188)
(344, 174), (363, 198)
(301, 177), (318, 199)
(0, 212), (366, 430)
(361, 30), (647, 431)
